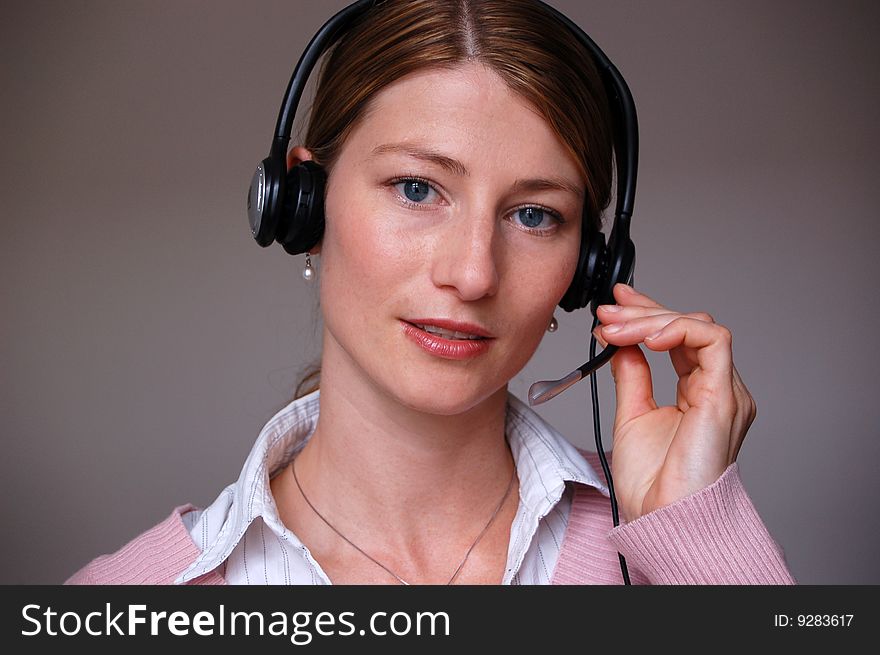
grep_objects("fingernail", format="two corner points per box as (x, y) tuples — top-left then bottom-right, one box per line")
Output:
(592, 328), (608, 347)
(645, 329), (663, 340)
(603, 323), (623, 334)
(599, 304), (622, 313)
(617, 282), (634, 293)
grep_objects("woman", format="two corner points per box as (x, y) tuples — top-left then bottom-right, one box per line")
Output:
(67, 0), (795, 585)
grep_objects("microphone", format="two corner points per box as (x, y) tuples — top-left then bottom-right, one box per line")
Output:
(528, 331), (618, 405)
(528, 268), (634, 406)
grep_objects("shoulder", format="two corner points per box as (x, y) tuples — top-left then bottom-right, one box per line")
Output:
(65, 504), (214, 585)
(567, 448), (617, 522)
(564, 448), (619, 532)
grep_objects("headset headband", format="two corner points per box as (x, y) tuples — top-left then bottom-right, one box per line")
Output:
(247, 3), (640, 585)
(269, 0), (637, 233)
(247, 1), (639, 399)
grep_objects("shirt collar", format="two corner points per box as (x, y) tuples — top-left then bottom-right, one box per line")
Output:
(176, 388), (607, 584)
(505, 393), (609, 512)
(176, 389), (320, 583)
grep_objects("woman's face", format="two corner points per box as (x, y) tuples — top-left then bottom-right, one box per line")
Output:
(317, 62), (584, 415)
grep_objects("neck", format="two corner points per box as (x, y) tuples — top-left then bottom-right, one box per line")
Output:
(274, 332), (517, 558)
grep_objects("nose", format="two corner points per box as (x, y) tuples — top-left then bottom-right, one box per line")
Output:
(430, 207), (500, 302)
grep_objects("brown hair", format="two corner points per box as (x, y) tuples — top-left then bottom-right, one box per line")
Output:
(295, 0), (615, 399)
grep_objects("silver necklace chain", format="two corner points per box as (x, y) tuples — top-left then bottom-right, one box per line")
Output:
(291, 456), (516, 585)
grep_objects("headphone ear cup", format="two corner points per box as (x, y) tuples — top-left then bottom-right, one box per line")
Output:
(248, 155), (285, 247)
(559, 224), (606, 312)
(279, 160), (327, 255)
(590, 234), (635, 315)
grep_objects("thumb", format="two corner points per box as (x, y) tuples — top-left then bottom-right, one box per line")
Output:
(608, 344), (657, 427)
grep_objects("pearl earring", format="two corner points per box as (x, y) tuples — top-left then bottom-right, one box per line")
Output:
(547, 315), (558, 332)
(302, 253), (315, 281)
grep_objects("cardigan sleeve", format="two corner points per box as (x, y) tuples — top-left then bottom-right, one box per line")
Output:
(64, 504), (214, 585)
(604, 462), (796, 584)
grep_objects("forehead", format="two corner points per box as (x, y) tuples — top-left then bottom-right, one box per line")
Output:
(346, 63), (581, 181)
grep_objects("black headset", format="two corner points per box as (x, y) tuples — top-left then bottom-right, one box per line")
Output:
(248, 0), (636, 316)
(246, 0), (638, 583)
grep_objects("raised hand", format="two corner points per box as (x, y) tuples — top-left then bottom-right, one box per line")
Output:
(594, 283), (757, 522)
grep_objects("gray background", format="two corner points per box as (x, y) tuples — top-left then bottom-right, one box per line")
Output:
(2, 0), (877, 585)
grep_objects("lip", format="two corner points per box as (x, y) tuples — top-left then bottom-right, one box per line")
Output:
(403, 318), (494, 338)
(400, 319), (494, 360)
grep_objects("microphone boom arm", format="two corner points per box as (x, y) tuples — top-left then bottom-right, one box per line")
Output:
(527, 344), (618, 406)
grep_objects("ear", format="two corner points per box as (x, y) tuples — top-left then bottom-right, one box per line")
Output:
(286, 146), (322, 255)
(286, 145), (314, 171)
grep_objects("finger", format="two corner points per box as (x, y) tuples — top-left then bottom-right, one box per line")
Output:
(592, 328), (660, 426)
(597, 305), (673, 324)
(592, 326), (609, 348)
(611, 285), (719, 329)
(728, 362), (756, 459)
(597, 297), (724, 382)
(641, 316), (735, 393)
(600, 314), (734, 383)
(612, 283), (666, 310)
(598, 312), (716, 349)
(608, 344), (658, 429)
(597, 305), (715, 327)
(599, 313), (701, 378)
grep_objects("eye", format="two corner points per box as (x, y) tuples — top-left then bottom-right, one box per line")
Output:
(509, 205), (564, 235)
(392, 177), (441, 205)
(517, 207), (546, 228)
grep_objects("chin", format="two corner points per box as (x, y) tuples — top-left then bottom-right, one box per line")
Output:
(382, 370), (507, 417)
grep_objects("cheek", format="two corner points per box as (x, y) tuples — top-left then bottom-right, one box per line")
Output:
(554, 242), (580, 298)
(319, 181), (421, 320)
(500, 243), (578, 354)
(511, 239), (579, 313)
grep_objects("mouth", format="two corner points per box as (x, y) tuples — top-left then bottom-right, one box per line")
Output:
(400, 318), (494, 360)
(402, 318), (493, 340)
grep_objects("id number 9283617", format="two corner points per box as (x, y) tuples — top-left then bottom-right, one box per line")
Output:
(773, 614), (854, 627)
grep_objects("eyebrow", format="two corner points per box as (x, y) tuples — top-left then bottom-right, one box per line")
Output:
(371, 143), (469, 177)
(369, 142), (584, 199)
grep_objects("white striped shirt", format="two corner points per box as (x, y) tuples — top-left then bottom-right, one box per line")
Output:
(176, 389), (608, 585)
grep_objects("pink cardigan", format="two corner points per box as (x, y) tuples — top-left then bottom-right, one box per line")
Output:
(66, 452), (796, 585)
